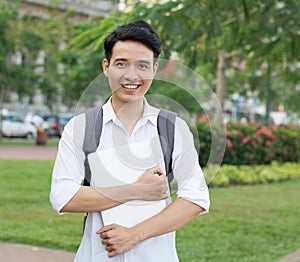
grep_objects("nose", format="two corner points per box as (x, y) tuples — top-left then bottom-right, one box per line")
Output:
(124, 64), (139, 81)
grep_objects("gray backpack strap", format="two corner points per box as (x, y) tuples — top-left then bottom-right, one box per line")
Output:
(157, 109), (177, 185)
(83, 106), (103, 186)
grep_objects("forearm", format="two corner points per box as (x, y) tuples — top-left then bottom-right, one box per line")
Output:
(97, 197), (205, 258)
(60, 173), (167, 213)
(134, 197), (204, 241)
(61, 184), (139, 213)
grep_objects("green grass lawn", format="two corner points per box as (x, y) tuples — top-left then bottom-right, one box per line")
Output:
(0, 138), (59, 147)
(0, 159), (299, 261)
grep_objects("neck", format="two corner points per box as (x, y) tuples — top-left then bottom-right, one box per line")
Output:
(111, 97), (144, 134)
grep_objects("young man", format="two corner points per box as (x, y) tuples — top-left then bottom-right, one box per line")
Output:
(50, 20), (210, 261)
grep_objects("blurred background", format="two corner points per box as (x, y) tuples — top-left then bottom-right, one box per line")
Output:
(1, 0), (299, 164)
(0, 0), (299, 130)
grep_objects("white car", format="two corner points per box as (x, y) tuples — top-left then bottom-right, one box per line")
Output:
(1, 112), (37, 139)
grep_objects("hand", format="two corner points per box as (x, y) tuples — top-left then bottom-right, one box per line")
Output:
(97, 224), (140, 258)
(134, 167), (168, 201)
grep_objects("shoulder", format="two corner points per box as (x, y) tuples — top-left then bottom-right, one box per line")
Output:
(62, 113), (86, 139)
(173, 115), (195, 145)
(65, 113), (85, 128)
(66, 106), (102, 129)
(175, 116), (190, 131)
(156, 108), (191, 132)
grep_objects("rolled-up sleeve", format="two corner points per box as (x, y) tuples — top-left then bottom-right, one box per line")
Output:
(172, 117), (210, 214)
(49, 114), (86, 213)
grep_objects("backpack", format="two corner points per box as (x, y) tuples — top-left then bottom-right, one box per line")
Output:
(81, 106), (176, 233)
(83, 106), (177, 187)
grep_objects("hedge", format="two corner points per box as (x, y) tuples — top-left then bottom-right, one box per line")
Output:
(196, 120), (300, 166)
(208, 161), (300, 187)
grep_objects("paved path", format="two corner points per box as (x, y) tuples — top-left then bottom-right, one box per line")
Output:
(1, 145), (300, 261)
(0, 145), (57, 160)
(0, 243), (75, 262)
(279, 249), (300, 262)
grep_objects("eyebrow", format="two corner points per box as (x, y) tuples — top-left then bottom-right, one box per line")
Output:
(113, 58), (128, 63)
(113, 58), (152, 65)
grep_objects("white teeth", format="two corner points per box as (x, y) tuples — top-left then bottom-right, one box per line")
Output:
(124, 84), (139, 89)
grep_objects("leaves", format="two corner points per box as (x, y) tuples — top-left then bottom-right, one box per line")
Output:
(1, 0), (299, 114)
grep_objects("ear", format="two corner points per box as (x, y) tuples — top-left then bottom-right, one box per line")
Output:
(153, 61), (159, 74)
(102, 59), (109, 77)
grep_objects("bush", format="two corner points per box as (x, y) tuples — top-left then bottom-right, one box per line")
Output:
(196, 119), (212, 167)
(271, 126), (300, 162)
(196, 120), (300, 166)
(208, 162), (300, 187)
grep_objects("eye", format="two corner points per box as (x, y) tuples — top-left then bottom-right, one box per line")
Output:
(138, 63), (150, 70)
(116, 62), (126, 68)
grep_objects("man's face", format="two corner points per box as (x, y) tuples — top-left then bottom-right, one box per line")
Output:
(102, 40), (158, 108)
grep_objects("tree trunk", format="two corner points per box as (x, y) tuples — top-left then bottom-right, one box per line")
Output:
(264, 61), (271, 126)
(215, 50), (226, 122)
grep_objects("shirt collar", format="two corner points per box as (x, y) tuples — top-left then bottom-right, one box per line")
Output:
(102, 97), (159, 127)
(142, 99), (159, 127)
(102, 97), (116, 124)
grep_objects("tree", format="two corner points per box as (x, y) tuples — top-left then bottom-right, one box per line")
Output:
(66, 0), (250, 119)
(140, 0), (300, 121)
(0, 3), (46, 109)
(0, 2), (17, 138)
(60, 0), (300, 119)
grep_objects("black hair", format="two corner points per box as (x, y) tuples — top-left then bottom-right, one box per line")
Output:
(104, 20), (162, 63)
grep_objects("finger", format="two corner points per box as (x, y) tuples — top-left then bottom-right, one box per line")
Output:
(96, 224), (115, 234)
(159, 174), (167, 180)
(152, 167), (163, 175)
(96, 226), (110, 235)
(99, 232), (108, 239)
(102, 239), (109, 245)
(108, 250), (119, 258)
(162, 193), (168, 199)
(99, 230), (113, 239)
(105, 245), (114, 252)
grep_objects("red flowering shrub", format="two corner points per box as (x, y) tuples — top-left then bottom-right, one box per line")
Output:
(271, 126), (300, 162)
(196, 120), (300, 166)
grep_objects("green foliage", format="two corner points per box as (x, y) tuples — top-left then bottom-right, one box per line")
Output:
(69, 16), (123, 53)
(224, 124), (300, 164)
(8, 64), (38, 97)
(0, 2), (17, 46)
(0, 2), (17, 91)
(210, 162), (300, 187)
(196, 119), (212, 167)
(196, 120), (300, 166)
(133, 0), (300, 112)
(2, 0), (300, 114)
(1, 1), (90, 109)
(148, 81), (202, 113)
(0, 2), (54, 102)
(272, 126), (300, 162)
(19, 28), (45, 58)
(60, 51), (102, 106)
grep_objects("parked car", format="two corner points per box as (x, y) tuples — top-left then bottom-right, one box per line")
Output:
(43, 115), (61, 137)
(44, 113), (72, 137)
(1, 112), (37, 139)
(58, 113), (73, 135)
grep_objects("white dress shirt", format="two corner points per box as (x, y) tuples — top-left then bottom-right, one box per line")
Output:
(50, 99), (210, 262)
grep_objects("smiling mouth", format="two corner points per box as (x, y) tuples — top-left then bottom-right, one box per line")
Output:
(121, 84), (141, 90)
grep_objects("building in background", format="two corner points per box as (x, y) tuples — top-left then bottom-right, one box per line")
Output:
(3, 0), (120, 117)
